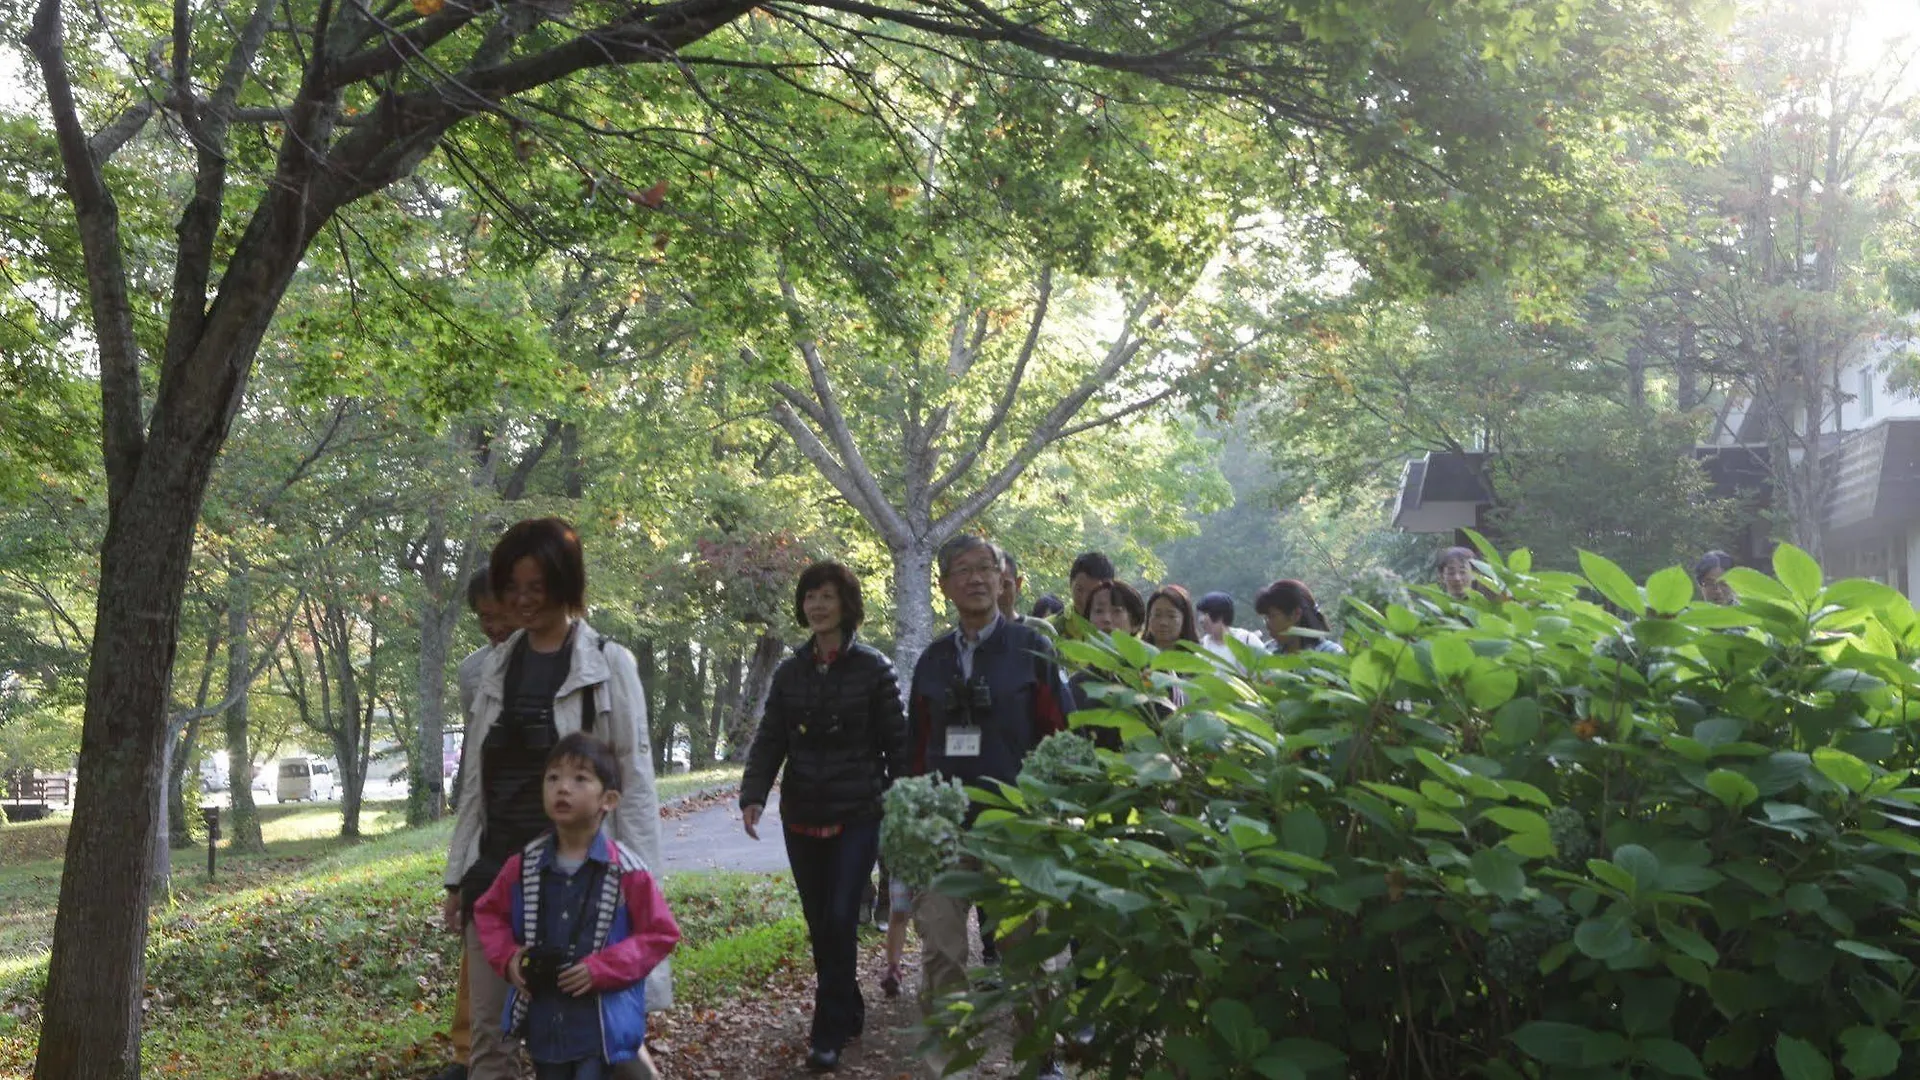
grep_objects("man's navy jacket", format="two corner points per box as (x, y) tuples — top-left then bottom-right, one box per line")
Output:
(907, 615), (1068, 790)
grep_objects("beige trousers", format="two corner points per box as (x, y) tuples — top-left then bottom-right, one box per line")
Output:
(912, 888), (1043, 1056)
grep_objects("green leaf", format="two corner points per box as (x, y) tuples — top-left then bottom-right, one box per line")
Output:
(1208, 997), (1269, 1061)
(1658, 918), (1720, 966)
(1641, 1037), (1708, 1078)
(1482, 807), (1550, 834)
(1266, 1037), (1346, 1073)
(1512, 1021), (1593, 1066)
(1586, 859), (1638, 895)
(1574, 914), (1635, 959)
(1491, 698), (1542, 744)
(1785, 883), (1828, 914)
(1580, 549), (1644, 615)
(1280, 808), (1327, 859)
(1837, 1025), (1900, 1079)
(1466, 667), (1519, 709)
(1705, 768), (1760, 810)
(1621, 977), (1681, 1035)
(1834, 940), (1903, 963)
(1504, 831), (1557, 859)
(1471, 847), (1527, 900)
(1613, 844), (1661, 893)
(1777, 1033), (1834, 1080)
(1646, 565), (1695, 614)
(1813, 748), (1873, 794)
(1774, 544), (1824, 604)
(1431, 635), (1475, 680)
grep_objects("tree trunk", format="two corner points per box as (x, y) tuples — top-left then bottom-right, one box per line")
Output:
(729, 632), (784, 761)
(711, 649), (743, 759)
(635, 638), (665, 772)
(687, 647), (714, 766)
(224, 567), (265, 853)
(666, 643), (694, 770)
(166, 716), (199, 849)
(322, 601), (370, 838)
(1676, 317), (1699, 414)
(34, 447), (221, 1080)
(891, 542), (939, 687)
(412, 527), (462, 824)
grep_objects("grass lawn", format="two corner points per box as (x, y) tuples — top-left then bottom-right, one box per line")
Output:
(656, 762), (743, 803)
(0, 792), (797, 1080)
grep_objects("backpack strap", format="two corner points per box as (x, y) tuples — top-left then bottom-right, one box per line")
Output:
(581, 635), (611, 735)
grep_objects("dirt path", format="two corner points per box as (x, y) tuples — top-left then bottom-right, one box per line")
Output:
(648, 932), (1029, 1080)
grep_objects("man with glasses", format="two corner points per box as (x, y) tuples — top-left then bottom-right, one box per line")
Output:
(906, 534), (1068, 1079)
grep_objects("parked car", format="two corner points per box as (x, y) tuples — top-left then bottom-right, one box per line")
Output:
(275, 758), (336, 802)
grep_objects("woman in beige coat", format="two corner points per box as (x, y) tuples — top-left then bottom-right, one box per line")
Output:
(443, 517), (668, 1080)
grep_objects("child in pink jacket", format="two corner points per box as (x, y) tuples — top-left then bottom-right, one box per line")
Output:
(472, 733), (678, 1079)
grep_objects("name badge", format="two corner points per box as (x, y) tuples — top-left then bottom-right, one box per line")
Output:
(945, 726), (983, 757)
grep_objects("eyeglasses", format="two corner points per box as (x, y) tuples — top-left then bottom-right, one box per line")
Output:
(944, 561), (1000, 581)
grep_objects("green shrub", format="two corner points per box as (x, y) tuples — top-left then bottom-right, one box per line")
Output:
(943, 540), (1920, 1080)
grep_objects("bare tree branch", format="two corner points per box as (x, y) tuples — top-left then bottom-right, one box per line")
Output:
(930, 292), (1160, 538)
(774, 272), (911, 539)
(88, 101), (157, 162)
(928, 265), (1053, 503)
(768, 400), (894, 537)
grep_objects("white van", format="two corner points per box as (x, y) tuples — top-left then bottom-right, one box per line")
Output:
(275, 758), (336, 802)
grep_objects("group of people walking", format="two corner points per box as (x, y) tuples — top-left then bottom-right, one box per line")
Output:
(731, 535), (1369, 1076)
(430, 517), (1745, 1080)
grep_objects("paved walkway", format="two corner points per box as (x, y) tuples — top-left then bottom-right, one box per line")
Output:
(658, 790), (792, 874)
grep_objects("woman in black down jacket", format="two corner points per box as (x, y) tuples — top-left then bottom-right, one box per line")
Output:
(739, 560), (906, 1073)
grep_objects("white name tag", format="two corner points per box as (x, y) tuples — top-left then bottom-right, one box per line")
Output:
(945, 727), (983, 757)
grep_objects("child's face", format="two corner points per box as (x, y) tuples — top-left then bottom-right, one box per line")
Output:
(543, 755), (619, 831)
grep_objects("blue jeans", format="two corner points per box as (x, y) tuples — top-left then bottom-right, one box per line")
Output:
(784, 819), (881, 1051)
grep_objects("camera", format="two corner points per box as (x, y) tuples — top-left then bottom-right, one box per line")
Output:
(485, 703), (557, 752)
(519, 943), (572, 994)
(946, 675), (992, 725)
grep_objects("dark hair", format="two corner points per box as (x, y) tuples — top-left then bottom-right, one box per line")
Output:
(547, 731), (622, 794)
(1693, 550), (1736, 582)
(1255, 579), (1330, 633)
(1434, 546), (1477, 571)
(1196, 591), (1236, 626)
(1000, 549), (1021, 579)
(1030, 594), (1065, 619)
(1068, 551), (1116, 582)
(794, 560), (864, 633)
(1146, 585), (1201, 645)
(466, 569), (494, 612)
(491, 517), (587, 615)
(1078, 579), (1146, 627)
(937, 534), (1003, 578)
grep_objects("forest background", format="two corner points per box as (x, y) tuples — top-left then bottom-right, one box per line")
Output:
(4, 0), (1920, 1074)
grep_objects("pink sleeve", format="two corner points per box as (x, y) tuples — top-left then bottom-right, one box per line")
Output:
(471, 854), (524, 978)
(582, 861), (680, 992)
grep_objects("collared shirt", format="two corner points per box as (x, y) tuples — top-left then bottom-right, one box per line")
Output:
(956, 613), (1004, 681)
(524, 836), (611, 1066)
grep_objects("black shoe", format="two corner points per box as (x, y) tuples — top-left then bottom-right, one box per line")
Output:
(806, 1046), (841, 1072)
(430, 1067), (469, 1080)
(1035, 1060), (1067, 1080)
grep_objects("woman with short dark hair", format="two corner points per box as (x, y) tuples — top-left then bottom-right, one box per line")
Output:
(446, 517), (667, 1080)
(739, 560), (907, 1073)
(1079, 579), (1146, 636)
(1255, 579), (1343, 655)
